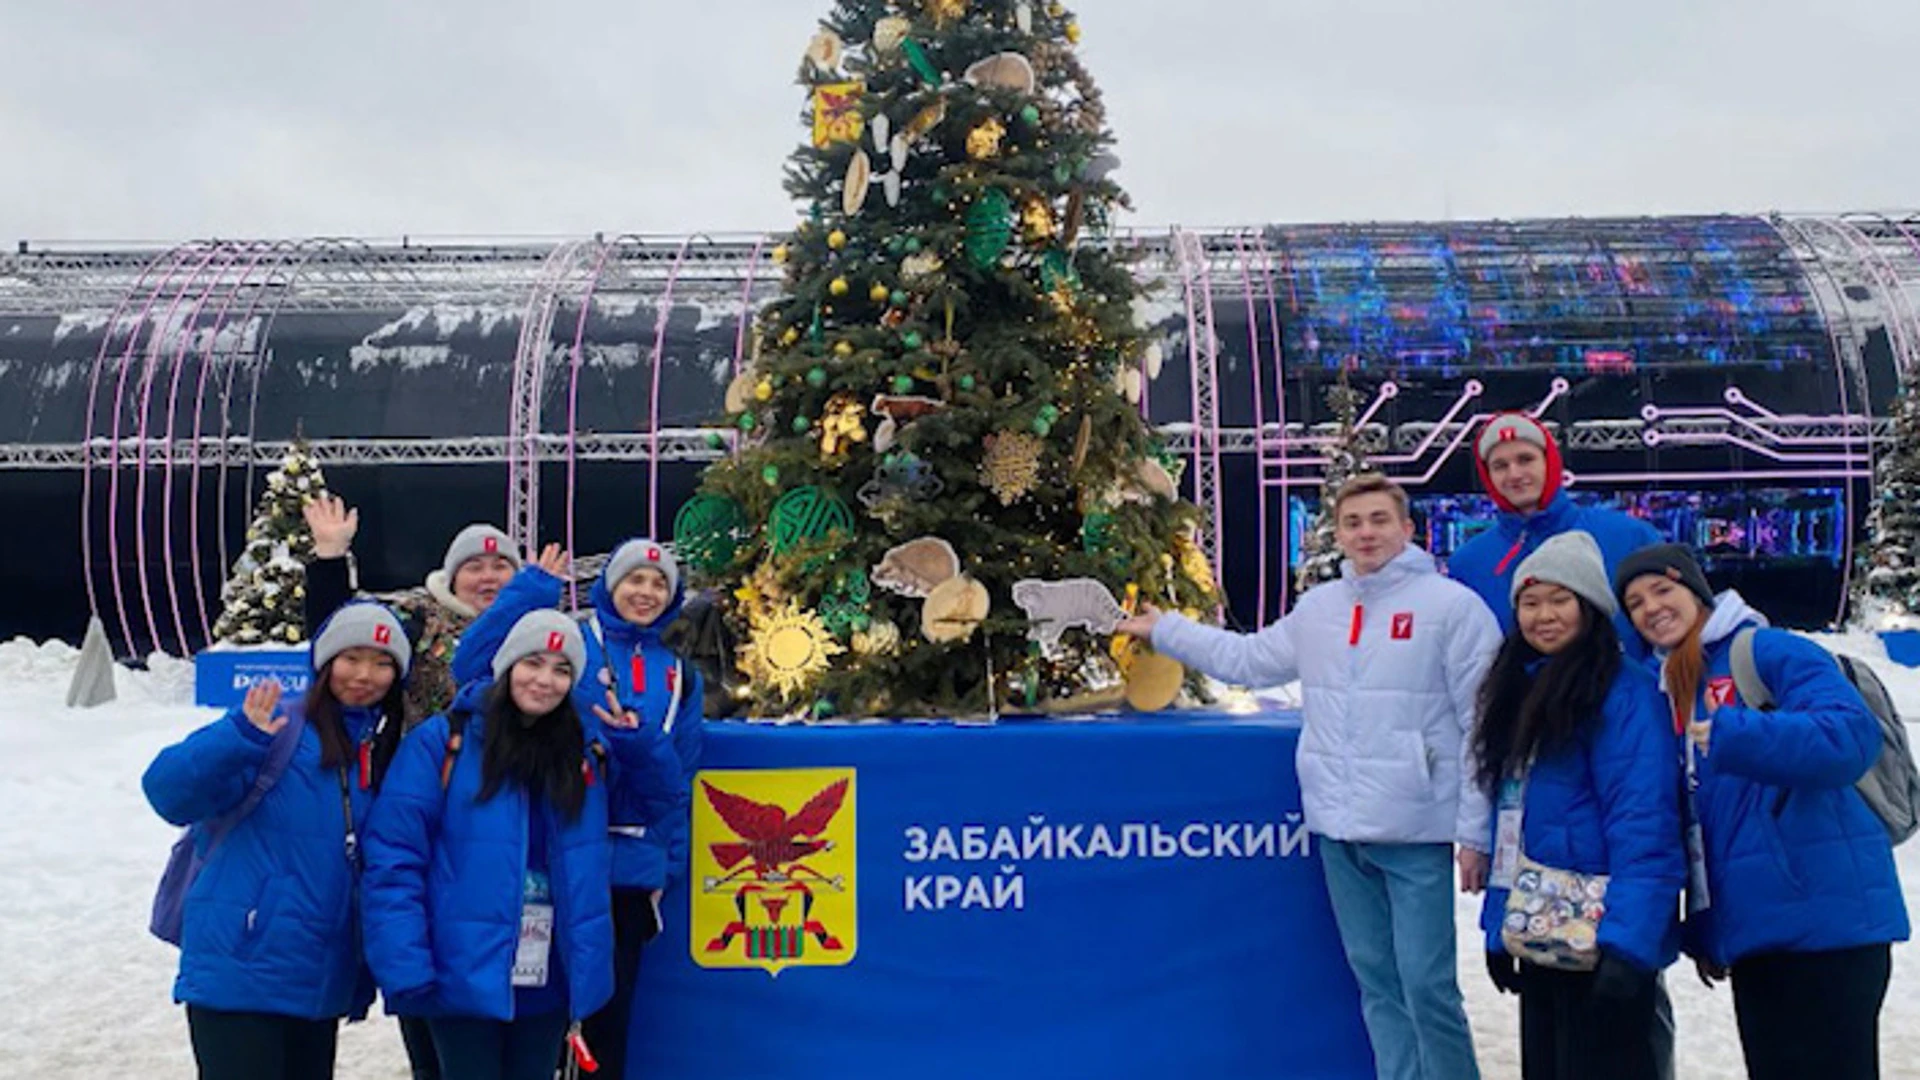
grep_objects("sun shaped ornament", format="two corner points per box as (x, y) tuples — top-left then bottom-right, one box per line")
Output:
(739, 600), (844, 697)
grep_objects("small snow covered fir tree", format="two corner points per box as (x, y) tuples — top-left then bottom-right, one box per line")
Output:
(1294, 366), (1372, 594)
(211, 439), (328, 646)
(1861, 391), (1920, 626)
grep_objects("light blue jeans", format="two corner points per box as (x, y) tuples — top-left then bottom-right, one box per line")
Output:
(1319, 839), (1479, 1080)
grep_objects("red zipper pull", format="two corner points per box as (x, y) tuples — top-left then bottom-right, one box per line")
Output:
(357, 741), (372, 791)
(631, 655), (646, 695)
(1493, 530), (1529, 576)
(1348, 604), (1365, 646)
(567, 1022), (600, 1073)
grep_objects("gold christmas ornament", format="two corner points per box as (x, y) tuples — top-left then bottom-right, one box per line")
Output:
(1065, 20), (1082, 44)
(851, 618), (902, 656)
(928, 0), (967, 27)
(755, 378), (775, 402)
(868, 281), (890, 303)
(771, 244), (791, 265)
(780, 327), (801, 347)
(819, 393), (869, 457)
(829, 277), (851, 297)
(805, 30), (844, 71)
(827, 229), (848, 250)
(966, 116), (1008, 159)
(1124, 649), (1184, 712)
(843, 151), (872, 217)
(904, 100), (948, 141)
(981, 431), (1045, 505)
(1021, 197), (1057, 241)
(1172, 528), (1217, 594)
(872, 16), (911, 55)
(921, 574), (990, 643)
(740, 600), (845, 697)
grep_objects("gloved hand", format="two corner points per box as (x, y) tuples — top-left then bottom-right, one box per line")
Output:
(1591, 949), (1652, 1001)
(1487, 950), (1523, 995)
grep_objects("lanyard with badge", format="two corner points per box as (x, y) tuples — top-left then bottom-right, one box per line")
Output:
(1681, 719), (1711, 915)
(513, 863), (555, 988)
(1490, 772), (1525, 890)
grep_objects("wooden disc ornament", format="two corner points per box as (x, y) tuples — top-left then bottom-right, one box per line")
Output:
(843, 150), (873, 216)
(1125, 650), (1185, 712)
(921, 575), (990, 643)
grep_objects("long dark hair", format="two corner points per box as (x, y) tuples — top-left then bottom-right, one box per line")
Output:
(1473, 597), (1622, 787)
(303, 662), (407, 788)
(477, 679), (588, 820)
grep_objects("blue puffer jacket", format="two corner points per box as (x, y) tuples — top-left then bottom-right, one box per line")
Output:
(358, 678), (675, 1021)
(1449, 495), (1662, 647)
(454, 563), (699, 892)
(1479, 663), (1685, 972)
(142, 704), (379, 1020)
(1653, 591), (1910, 967)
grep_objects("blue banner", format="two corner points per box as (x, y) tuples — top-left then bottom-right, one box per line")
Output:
(631, 712), (1373, 1079)
(192, 649), (312, 708)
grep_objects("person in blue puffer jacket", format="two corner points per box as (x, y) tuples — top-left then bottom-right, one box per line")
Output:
(1614, 543), (1909, 1080)
(362, 607), (681, 1080)
(1448, 413), (1662, 644)
(1471, 533), (1682, 1079)
(143, 603), (413, 1080)
(452, 538), (701, 1080)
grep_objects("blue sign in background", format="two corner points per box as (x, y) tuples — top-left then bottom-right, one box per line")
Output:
(631, 712), (1374, 1079)
(192, 649), (312, 707)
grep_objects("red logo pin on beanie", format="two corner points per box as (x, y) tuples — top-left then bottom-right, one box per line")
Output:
(647, 546), (662, 562)
(373, 624), (392, 646)
(1498, 426), (1519, 442)
(547, 631), (566, 652)
(483, 537), (499, 554)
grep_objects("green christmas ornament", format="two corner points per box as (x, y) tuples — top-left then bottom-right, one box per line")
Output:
(890, 289), (909, 307)
(811, 698), (836, 720)
(886, 235), (907, 256)
(1053, 162), (1073, 185)
(957, 373), (977, 392)
(671, 494), (748, 574)
(1040, 250), (1080, 293)
(807, 365), (828, 388)
(1039, 403), (1061, 421)
(1031, 417), (1053, 437)
(965, 189), (1015, 270)
(761, 464), (780, 486)
(891, 373), (915, 394)
(904, 237), (922, 255)
(768, 486), (856, 555)
(791, 414), (813, 434)
(1019, 104), (1041, 126)
(819, 567), (874, 637)
(902, 39), (940, 86)
(703, 431), (727, 451)
(901, 332), (924, 351)
(737, 413), (757, 432)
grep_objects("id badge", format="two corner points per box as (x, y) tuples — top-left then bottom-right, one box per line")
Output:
(1684, 795), (1711, 916)
(513, 903), (554, 988)
(1490, 778), (1523, 890)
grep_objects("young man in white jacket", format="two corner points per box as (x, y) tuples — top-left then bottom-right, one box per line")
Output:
(1119, 474), (1501, 1080)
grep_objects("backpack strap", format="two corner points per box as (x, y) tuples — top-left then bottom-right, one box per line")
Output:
(439, 709), (470, 791)
(1729, 627), (1774, 711)
(224, 710), (306, 831)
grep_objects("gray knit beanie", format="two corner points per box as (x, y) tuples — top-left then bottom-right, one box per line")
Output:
(442, 525), (521, 581)
(312, 603), (412, 678)
(1510, 531), (1617, 618)
(603, 538), (680, 599)
(490, 609), (587, 689)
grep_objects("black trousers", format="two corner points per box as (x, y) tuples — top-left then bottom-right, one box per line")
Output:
(1517, 963), (1659, 1080)
(1733, 944), (1892, 1080)
(399, 1014), (441, 1080)
(186, 1005), (338, 1080)
(579, 886), (661, 1079)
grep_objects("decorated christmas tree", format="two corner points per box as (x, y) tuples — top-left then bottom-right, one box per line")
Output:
(678, 0), (1215, 718)
(1861, 390), (1920, 626)
(211, 439), (327, 646)
(1293, 367), (1372, 594)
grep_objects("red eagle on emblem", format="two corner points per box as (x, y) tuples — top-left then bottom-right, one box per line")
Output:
(702, 778), (848, 882)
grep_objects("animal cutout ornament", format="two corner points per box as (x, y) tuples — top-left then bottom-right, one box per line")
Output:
(872, 536), (961, 597)
(1010, 578), (1128, 652)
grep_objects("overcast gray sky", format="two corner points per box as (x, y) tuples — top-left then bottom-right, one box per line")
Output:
(2, 0), (1913, 242)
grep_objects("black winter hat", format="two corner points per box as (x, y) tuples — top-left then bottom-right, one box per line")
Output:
(1612, 543), (1714, 610)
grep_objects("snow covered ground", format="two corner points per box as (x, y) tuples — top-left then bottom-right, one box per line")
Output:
(3, 630), (1918, 1078)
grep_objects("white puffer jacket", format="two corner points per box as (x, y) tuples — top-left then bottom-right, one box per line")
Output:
(1154, 546), (1500, 849)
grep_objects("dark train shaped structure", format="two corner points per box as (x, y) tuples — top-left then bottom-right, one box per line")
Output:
(0, 212), (1912, 654)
